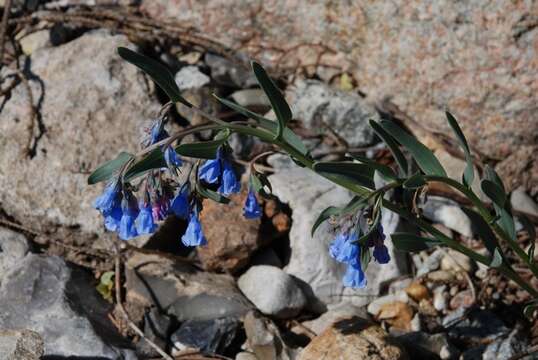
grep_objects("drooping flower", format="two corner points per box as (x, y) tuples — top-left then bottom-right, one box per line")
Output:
(366, 223), (390, 264)
(94, 183), (120, 213)
(198, 157), (221, 184)
(164, 145), (182, 168)
(243, 189), (262, 219)
(152, 195), (170, 222)
(135, 202), (157, 235)
(181, 211), (207, 247)
(329, 232), (359, 264)
(373, 244), (390, 264)
(104, 203), (123, 232)
(118, 197), (139, 240)
(218, 160), (240, 195)
(170, 187), (190, 219)
(342, 258), (367, 289)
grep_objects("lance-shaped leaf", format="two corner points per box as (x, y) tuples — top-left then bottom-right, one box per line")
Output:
(403, 172), (426, 189)
(446, 111), (474, 187)
(215, 95), (308, 155)
(88, 151), (134, 185)
(118, 47), (191, 107)
(251, 61), (292, 140)
(369, 120), (408, 175)
(462, 207), (503, 268)
(378, 119), (446, 177)
(196, 181), (230, 204)
(313, 162), (375, 190)
(519, 215), (536, 263)
(350, 154), (397, 181)
(311, 206), (341, 237)
(482, 165), (515, 240)
(176, 136), (229, 159)
(392, 233), (441, 252)
(250, 171), (273, 199)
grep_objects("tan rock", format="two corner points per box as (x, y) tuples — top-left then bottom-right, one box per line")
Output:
(298, 317), (408, 360)
(198, 191), (262, 273)
(405, 282), (430, 302)
(377, 302), (414, 331)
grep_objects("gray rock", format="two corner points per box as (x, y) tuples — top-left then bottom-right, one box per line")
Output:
(243, 311), (299, 360)
(287, 80), (378, 147)
(269, 167), (407, 311)
(238, 265), (307, 319)
(171, 317), (240, 355)
(511, 187), (538, 217)
(482, 328), (529, 360)
(416, 249), (444, 276)
(0, 30), (160, 235)
(0, 254), (135, 358)
(421, 196), (473, 237)
(236, 352), (258, 360)
(0, 329), (44, 360)
(175, 65), (211, 91)
(440, 249), (475, 273)
(0, 228), (29, 283)
(231, 88), (271, 109)
(447, 309), (509, 345)
(398, 332), (459, 360)
(19, 30), (50, 55)
(204, 53), (257, 88)
(125, 252), (253, 321)
(267, 153), (295, 171)
(136, 308), (174, 359)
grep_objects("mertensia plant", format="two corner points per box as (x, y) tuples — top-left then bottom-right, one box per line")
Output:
(89, 47), (538, 315)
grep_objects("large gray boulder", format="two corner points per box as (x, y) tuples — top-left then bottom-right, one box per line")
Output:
(0, 253), (136, 358)
(0, 29), (160, 235)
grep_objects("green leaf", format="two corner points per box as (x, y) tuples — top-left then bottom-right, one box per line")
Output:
(350, 155), (397, 181)
(360, 245), (371, 272)
(251, 61), (292, 140)
(88, 151), (134, 185)
(250, 171), (273, 198)
(378, 119), (446, 177)
(313, 162), (375, 190)
(446, 111), (474, 187)
(403, 172), (426, 189)
(369, 120), (408, 175)
(481, 179), (507, 208)
(196, 182), (230, 204)
(311, 206), (341, 237)
(484, 165), (506, 194)
(392, 233), (441, 252)
(176, 132), (229, 159)
(215, 95), (308, 155)
(123, 148), (166, 181)
(462, 207), (503, 268)
(117, 47), (191, 107)
(520, 215), (536, 262)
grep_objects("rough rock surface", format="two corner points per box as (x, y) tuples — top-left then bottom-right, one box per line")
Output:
(0, 329), (44, 360)
(269, 167), (407, 312)
(297, 317), (408, 360)
(141, 1), (538, 163)
(287, 80), (378, 147)
(125, 252), (253, 322)
(0, 228), (29, 283)
(0, 254), (135, 358)
(0, 30), (160, 235)
(238, 265), (307, 319)
(198, 192), (263, 273)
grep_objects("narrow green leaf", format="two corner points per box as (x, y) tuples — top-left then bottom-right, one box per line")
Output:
(313, 162), (375, 190)
(311, 206), (341, 237)
(446, 111), (474, 187)
(378, 120), (446, 176)
(360, 245), (371, 272)
(118, 47), (191, 107)
(123, 148), (165, 181)
(88, 151), (134, 185)
(250, 172), (273, 198)
(196, 182), (230, 204)
(350, 155), (397, 181)
(392, 233), (441, 252)
(251, 61), (292, 140)
(481, 179), (507, 208)
(403, 172), (426, 189)
(176, 136), (228, 160)
(369, 120), (408, 175)
(462, 207), (503, 268)
(520, 215), (536, 263)
(484, 165), (506, 194)
(215, 95), (308, 155)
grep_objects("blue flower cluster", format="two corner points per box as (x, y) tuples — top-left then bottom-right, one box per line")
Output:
(329, 220), (390, 289)
(94, 120), (263, 245)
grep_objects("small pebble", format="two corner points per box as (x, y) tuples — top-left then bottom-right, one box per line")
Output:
(440, 249), (474, 273)
(367, 292), (409, 316)
(433, 285), (448, 312)
(427, 270), (455, 282)
(405, 282), (430, 302)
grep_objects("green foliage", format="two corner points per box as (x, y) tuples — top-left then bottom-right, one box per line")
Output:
(96, 271), (115, 303)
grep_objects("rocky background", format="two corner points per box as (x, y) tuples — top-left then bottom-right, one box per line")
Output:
(0, 1), (538, 359)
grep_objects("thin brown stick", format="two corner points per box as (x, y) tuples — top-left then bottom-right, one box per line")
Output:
(113, 244), (174, 360)
(0, 0), (13, 67)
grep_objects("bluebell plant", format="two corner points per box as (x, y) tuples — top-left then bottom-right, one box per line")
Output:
(88, 48), (538, 313)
